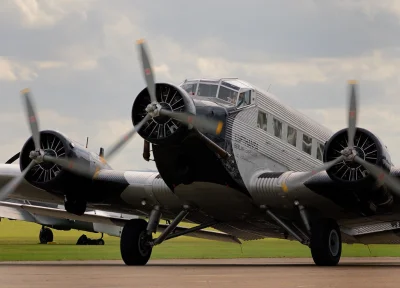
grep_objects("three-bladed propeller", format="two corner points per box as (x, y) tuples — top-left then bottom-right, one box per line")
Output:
(287, 81), (400, 198)
(0, 39), (223, 200)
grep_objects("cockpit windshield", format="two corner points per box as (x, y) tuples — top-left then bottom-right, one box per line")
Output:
(218, 86), (238, 105)
(180, 78), (253, 109)
(197, 83), (218, 97)
(181, 82), (197, 95)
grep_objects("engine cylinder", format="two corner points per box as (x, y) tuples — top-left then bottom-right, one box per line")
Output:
(323, 127), (392, 186)
(19, 130), (110, 202)
(131, 83), (196, 145)
(20, 130), (72, 186)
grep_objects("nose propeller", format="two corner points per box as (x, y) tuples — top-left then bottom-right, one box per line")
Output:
(288, 81), (400, 197)
(0, 39), (224, 201)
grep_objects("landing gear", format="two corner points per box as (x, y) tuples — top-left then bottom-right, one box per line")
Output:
(76, 233), (105, 245)
(120, 205), (213, 266)
(310, 218), (342, 266)
(39, 226), (53, 244)
(120, 219), (153, 265)
(263, 203), (342, 266)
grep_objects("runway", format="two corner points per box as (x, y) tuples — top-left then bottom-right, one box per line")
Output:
(2, 257), (400, 288)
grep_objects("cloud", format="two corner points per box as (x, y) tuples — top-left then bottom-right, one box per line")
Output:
(300, 103), (400, 164)
(2, 0), (400, 168)
(0, 57), (37, 81)
(0, 109), (156, 171)
(337, 0), (400, 20)
(13, 0), (95, 28)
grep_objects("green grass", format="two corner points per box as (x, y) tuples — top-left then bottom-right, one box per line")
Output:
(2, 219), (400, 261)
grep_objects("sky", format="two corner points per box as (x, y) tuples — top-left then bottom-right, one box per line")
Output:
(1, 0), (400, 170)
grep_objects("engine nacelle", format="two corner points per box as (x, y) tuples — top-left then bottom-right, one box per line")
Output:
(19, 130), (110, 202)
(324, 127), (392, 186)
(131, 83), (196, 145)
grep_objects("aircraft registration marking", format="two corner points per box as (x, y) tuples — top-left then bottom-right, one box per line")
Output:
(234, 134), (258, 150)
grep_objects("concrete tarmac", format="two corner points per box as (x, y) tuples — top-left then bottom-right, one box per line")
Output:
(1, 257), (400, 288)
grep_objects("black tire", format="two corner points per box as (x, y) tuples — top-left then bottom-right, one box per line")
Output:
(97, 239), (105, 245)
(39, 227), (53, 244)
(76, 234), (88, 245)
(120, 219), (152, 266)
(310, 218), (342, 266)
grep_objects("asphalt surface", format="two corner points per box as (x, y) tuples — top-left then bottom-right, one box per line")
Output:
(1, 258), (400, 288)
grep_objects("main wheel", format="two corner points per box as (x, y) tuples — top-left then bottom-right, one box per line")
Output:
(120, 219), (152, 266)
(39, 227), (53, 244)
(310, 218), (342, 266)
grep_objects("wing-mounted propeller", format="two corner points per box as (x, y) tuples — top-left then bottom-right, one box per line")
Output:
(0, 39), (224, 201)
(286, 81), (400, 198)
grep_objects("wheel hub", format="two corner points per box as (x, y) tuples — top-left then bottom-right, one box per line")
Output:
(138, 231), (152, 256)
(328, 230), (340, 257)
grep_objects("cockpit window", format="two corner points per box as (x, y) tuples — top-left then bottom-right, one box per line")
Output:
(181, 82), (197, 95)
(236, 90), (251, 108)
(197, 84), (218, 97)
(218, 86), (238, 104)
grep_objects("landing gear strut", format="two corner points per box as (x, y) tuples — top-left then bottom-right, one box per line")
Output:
(120, 205), (215, 266)
(263, 203), (342, 266)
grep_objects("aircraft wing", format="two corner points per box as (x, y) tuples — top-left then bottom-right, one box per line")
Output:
(0, 200), (241, 244)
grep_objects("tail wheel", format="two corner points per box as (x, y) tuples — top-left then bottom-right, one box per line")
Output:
(120, 219), (152, 266)
(310, 218), (342, 266)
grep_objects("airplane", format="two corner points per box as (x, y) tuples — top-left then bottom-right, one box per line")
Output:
(1, 39), (400, 267)
(0, 198), (139, 245)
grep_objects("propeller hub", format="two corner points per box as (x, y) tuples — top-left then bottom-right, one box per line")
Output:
(145, 102), (161, 118)
(29, 149), (45, 164)
(341, 147), (357, 162)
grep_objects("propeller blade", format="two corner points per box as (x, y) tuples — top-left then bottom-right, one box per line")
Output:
(137, 39), (157, 104)
(0, 161), (35, 201)
(104, 113), (152, 161)
(347, 80), (358, 149)
(21, 89), (41, 152)
(159, 109), (224, 136)
(353, 156), (400, 197)
(43, 155), (97, 179)
(41, 114), (152, 179)
(289, 155), (345, 188)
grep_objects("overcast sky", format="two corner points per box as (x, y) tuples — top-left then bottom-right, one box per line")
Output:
(1, 0), (400, 170)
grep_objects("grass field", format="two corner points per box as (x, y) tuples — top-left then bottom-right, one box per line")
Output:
(2, 219), (400, 261)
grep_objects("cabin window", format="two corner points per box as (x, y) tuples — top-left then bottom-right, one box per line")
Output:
(237, 90), (252, 108)
(287, 126), (297, 147)
(197, 84), (218, 97)
(181, 82), (197, 95)
(317, 142), (324, 160)
(257, 111), (268, 132)
(218, 86), (238, 104)
(273, 118), (282, 139)
(302, 133), (312, 155)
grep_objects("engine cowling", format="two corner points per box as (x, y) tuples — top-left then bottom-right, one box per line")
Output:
(324, 127), (392, 186)
(131, 83), (196, 145)
(19, 130), (110, 201)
